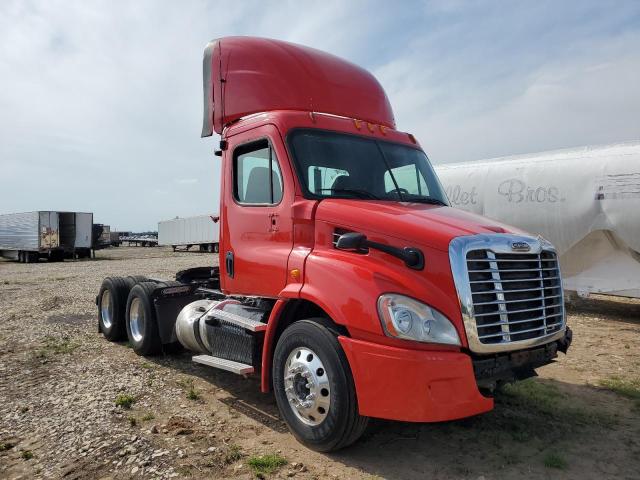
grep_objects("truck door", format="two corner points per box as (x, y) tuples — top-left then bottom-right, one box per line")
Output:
(220, 125), (294, 297)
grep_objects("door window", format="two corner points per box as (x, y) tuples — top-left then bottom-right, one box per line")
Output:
(233, 140), (283, 205)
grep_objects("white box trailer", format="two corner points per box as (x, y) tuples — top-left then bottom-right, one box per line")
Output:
(435, 142), (640, 298)
(0, 211), (93, 262)
(158, 214), (219, 252)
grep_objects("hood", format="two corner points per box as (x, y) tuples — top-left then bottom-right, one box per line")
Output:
(315, 200), (529, 252)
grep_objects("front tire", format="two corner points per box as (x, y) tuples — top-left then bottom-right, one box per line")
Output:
(125, 281), (162, 356)
(272, 319), (368, 452)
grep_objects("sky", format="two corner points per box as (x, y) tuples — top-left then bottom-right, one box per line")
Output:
(1, 1), (639, 231)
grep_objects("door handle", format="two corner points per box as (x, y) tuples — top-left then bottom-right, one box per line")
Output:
(269, 213), (279, 232)
(225, 251), (234, 278)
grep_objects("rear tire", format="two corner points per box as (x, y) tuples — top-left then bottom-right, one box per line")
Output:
(126, 281), (162, 356)
(124, 275), (150, 290)
(98, 277), (129, 341)
(272, 319), (368, 452)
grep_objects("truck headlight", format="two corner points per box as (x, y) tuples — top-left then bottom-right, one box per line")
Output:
(377, 294), (461, 346)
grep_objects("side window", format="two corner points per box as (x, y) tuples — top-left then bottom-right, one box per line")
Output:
(234, 140), (283, 205)
(307, 166), (350, 194)
(384, 164), (428, 195)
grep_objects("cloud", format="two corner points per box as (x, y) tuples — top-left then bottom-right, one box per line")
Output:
(176, 178), (198, 185)
(0, 0), (639, 229)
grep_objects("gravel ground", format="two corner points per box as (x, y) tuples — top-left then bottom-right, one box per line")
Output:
(1, 247), (639, 480)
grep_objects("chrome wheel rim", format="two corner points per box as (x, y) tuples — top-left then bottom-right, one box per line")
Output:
(284, 347), (331, 426)
(100, 290), (113, 329)
(129, 297), (145, 343)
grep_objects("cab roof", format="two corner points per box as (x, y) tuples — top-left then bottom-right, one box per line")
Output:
(201, 36), (395, 136)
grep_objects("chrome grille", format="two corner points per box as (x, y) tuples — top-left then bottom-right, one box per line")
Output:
(466, 249), (564, 344)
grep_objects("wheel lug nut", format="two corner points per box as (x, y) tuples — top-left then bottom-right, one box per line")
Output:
(306, 393), (316, 400)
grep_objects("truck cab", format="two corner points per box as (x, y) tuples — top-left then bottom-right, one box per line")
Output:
(97, 37), (572, 452)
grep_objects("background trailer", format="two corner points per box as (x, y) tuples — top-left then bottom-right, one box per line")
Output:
(158, 214), (219, 252)
(0, 211), (93, 262)
(435, 142), (640, 298)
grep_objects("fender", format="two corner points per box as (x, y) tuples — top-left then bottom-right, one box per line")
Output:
(260, 299), (289, 392)
(299, 246), (467, 344)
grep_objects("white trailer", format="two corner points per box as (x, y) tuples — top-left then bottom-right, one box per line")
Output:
(435, 142), (640, 298)
(0, 211), (93, 262)
(158, 214), (220, 253)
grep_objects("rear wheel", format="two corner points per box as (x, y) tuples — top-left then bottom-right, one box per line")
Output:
(272, 319), (368, 452)
(98, 277), (129, 341)
(126, 281), (162, 356)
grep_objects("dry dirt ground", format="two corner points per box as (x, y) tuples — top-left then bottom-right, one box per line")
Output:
(0, 247), (639, 480)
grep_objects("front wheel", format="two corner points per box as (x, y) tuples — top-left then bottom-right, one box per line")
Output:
(272, 319), (368, 452)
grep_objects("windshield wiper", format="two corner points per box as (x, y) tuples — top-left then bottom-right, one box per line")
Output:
(318, 188), (380, 200)
(405, 196), (448, 206)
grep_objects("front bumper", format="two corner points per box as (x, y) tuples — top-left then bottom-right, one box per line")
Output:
(472, 326), (572, 390)
(339, 326), (572, 423)
(338, 337), (493, 422)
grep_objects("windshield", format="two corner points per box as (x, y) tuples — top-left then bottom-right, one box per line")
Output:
(287, 129), (449, 205)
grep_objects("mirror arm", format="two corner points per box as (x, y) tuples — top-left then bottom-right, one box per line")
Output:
(336, 233), (425, 270)
(365, 240), (425, 270)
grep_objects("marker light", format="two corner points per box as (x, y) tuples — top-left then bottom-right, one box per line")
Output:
(377, 294), (461, 346)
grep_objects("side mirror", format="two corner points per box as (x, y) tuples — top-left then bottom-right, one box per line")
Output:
(336, 232), (367, 250)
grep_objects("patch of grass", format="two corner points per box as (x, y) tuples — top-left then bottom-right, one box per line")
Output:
(247, 454), (287, 476)
(186, 386), (200, 401)
(177, 378), (200, 401)
(0, 442), (15, 451)
(223, 444), (243, 464)
(128, 416), (137, 426)
(115, 393), (136, 410)
(175, 466), (192, 477)
(543, 452), (568, 470)
(444, 379), (615, 448)
(498, 379), (615, 428)
(35, 336), (79, 358)
(141, 412), (155, 421)
(21, 450), (34, 460)
(141, 362), (154, 369)
(600, 377), (640, 410)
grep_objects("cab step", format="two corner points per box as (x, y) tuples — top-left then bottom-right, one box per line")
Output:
(192, 355), (255, 375)
(206, 308), (267, 332)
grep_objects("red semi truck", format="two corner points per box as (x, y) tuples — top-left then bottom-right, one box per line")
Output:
(97, 37), (572, 451)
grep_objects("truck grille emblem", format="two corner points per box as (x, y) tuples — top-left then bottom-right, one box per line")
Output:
(511, 241), (531, 252)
